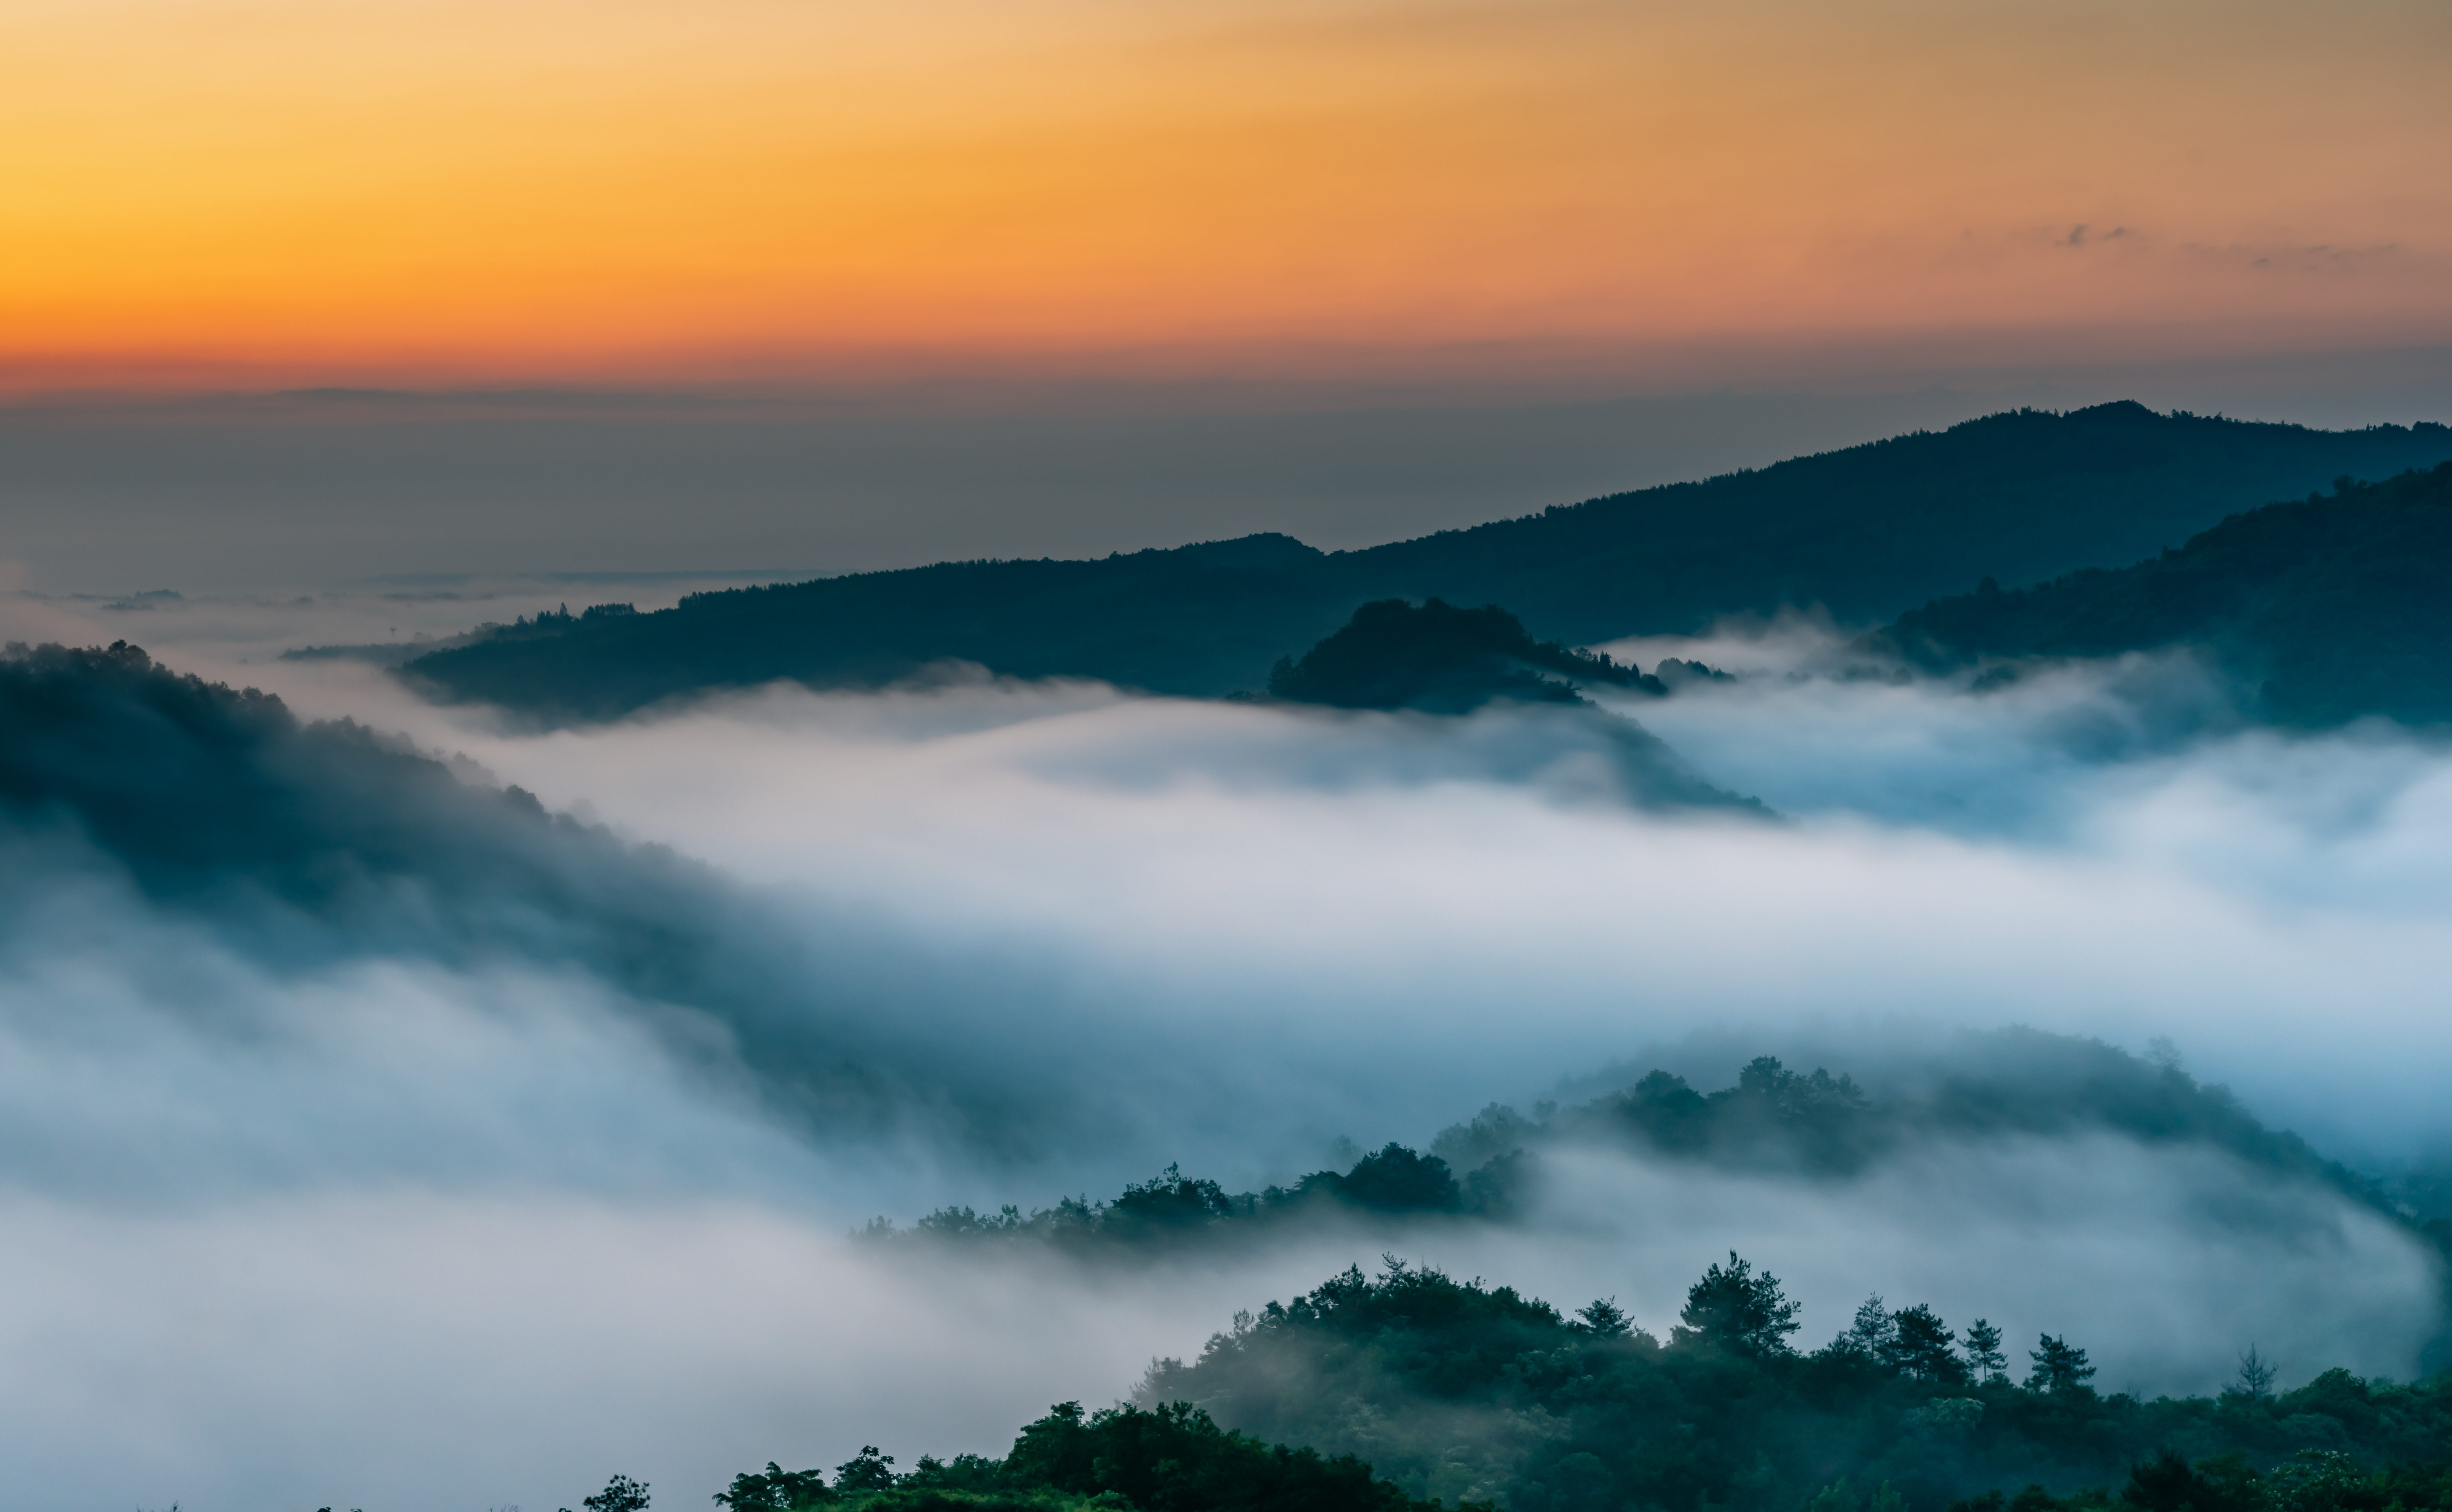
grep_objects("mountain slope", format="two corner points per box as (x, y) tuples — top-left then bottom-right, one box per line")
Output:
(1881, 462), (2452, 726)
(400, 404), (2452, 719)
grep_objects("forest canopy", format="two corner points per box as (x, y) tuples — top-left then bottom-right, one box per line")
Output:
(861, 1035), (2436, 1260)
(579, 1253), (2452, 1512)
(1123, 1255), (2452, 1512)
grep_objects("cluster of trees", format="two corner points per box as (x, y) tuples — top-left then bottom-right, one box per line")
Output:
(872, 1035), (2423, 1259)
(397, 405), (2452, 720)
(1428, 1037), (2379, 1194)
(1263, 598), (1662, 713)
(560, 1254), (2452, 1512)
(858, 1144), (1497, 1253)
(1132, 1255), (2452, 1512)
(862, 1041), (2452, 1387)
(698, 1399), (1451, 1512)
(1877, 461), (2452, 726)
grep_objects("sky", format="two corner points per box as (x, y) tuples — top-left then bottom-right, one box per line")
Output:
(6, 0), (2450, 390)
(5, 0), (2451, 586)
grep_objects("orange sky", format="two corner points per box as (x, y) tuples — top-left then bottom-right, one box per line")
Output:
(6, 0), (2450, 389)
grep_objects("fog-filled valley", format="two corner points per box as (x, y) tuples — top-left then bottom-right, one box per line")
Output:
(17, 0), (2452, 1494)
(6, 486), (2452, 1511)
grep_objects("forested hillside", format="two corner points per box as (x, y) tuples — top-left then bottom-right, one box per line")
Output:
(860, 1036), (2444, 1265)
(1881, 462), (2452, 726)
(706, 1400), (1453, 1512)
(398, 405), (2452, 719)
(1129, 1257), (2452, 1512)
(0, 640), (1015, 1143)
(1263, 597), (1659, 711)
(673, 1254), (2452, 1512)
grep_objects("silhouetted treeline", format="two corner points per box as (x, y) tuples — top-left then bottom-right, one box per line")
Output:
(1879, 462), (2452, 726)
(862, 1035), (2413, 1255)
(700, 1399), (1456, 1512)
(397, 405), (2452, 719)
(862, 1038), (2452, 1373)
(1264, 598), (1659, 712)
(858, 1142), (1492, 1253)
(1246, 597), (1758, 808)
(674, 1254), (2452, 1512)
(1131, 1256), (2452, 1512)
(281, 604), (634, 668)
(1431, 1036), (2371, 1189)
(1454, 1044), (2450, 1324)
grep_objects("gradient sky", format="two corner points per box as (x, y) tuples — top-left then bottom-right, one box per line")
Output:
(7, 0), (2450, 390)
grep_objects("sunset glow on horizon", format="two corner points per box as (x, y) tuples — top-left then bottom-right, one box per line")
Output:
(7, 0), (2449, 392)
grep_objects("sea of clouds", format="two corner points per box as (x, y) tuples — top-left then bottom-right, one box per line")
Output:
(0, 579), (2447, 1511)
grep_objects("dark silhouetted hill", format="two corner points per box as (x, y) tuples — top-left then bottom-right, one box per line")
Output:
(399, 405), (2452, 720)
(1253, 598), (1759, 808)
(1880, 462), (2452, 726)
(1265, 598), (1659, 712)
(0, 640), (1040, 1144)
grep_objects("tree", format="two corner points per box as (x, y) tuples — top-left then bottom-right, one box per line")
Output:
(1575, 1297), (1633, 1338)
(1963, 1319), (2009, 1385)
(997, 1399), (1439, 1511)
(1106, 1165), (1236, 1231)
(1677, 1251), (1801, 1356)
(2027, 1334), (2096, 1394)
(1889, 1304), (1966, 1384)
(575, 1476), (648, 1512)
(899, 1454), (1001, 1492)
(1832, 1295), (1892, 1361)
(2121, 1449), (2266, 1512)
(832, 1449), (897, 1493)
(2233, 1346), (2277, 1401)
(1333, 1144), (1463, 1212)
(715, 1463), (833, 1510)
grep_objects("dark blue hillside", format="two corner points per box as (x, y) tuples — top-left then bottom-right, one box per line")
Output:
(1883, 461), (2452, 726)
(400, 404), (2452, 719)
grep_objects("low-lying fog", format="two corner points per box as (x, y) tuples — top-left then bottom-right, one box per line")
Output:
(3, 581), (2449, 1511)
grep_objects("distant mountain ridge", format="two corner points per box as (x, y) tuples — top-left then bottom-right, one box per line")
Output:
(1881, 461), (2452, 726)
(399, 403), (2452, 720)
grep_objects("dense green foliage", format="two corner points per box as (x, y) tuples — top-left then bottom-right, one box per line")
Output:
(865, 1036), (2414, 1257)
(709, 1400), (1455, 1512)
(860, 1040), (2452, 1393)
(1881, 462), (2452, 726)
(1265, 598), (1660, 712)
(675, 1255), (2452, 1512)
(1134, 1257), (2452, 1512)
(398, 405), (2452, 718)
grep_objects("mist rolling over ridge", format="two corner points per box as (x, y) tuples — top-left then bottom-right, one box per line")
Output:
(14, 0), (2452, 1497)
(8, 397), (2452, 1511)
